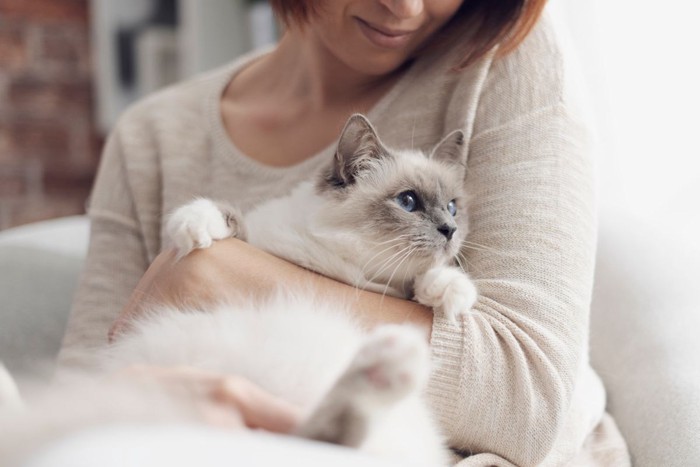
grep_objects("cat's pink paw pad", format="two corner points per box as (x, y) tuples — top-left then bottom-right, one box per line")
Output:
(349, 325), (430, 402)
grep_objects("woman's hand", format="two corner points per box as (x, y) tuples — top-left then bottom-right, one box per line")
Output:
(114, 364), (302, 433)
(109, 237), (433, 342)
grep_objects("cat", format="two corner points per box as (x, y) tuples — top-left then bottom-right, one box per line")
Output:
(0, 114), (476, 466)
(167, 113), (476, 321)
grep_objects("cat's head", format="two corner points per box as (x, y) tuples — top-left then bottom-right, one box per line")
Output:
(316, 114), (469, 279)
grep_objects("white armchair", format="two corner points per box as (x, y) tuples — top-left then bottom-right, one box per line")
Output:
(589, 212), (700, 465)
(0, 216), (88, 375)
(1, 212), (698, 466)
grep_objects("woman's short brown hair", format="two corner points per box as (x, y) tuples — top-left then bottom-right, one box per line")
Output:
(269, 0), (548, 69)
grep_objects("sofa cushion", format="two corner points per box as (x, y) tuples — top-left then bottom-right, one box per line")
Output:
(0, 246), (83, 375)
(590, 212), (700, 466)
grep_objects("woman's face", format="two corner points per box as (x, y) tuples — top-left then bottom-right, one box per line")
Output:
(306, 0), (464, 76)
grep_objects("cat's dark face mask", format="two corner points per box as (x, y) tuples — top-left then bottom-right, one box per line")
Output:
(317, 114), (469, 275)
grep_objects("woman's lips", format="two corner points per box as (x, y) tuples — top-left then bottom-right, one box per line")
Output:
(355, 18), (416, 49)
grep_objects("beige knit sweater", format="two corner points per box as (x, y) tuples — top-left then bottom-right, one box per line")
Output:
(59, 16), (629, 467)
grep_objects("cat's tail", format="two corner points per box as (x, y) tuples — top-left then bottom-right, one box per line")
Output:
(0, 362), (22, 409)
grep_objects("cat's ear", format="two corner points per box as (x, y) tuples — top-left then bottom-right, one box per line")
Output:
(332, 114), (386, 186)
(430, 129), (467, 175)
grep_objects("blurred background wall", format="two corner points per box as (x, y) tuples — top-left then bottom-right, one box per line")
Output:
(0, 0), (99, 229)
(551, 0), (699, 250)
(0, 0), (274, 230)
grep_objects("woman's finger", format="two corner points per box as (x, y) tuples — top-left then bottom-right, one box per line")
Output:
(112, 365), (303, 433)
(212, 376), (303, 433)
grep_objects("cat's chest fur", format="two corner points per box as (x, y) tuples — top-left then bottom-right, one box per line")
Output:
(243, 181), (411, 298)
(166, 114), (478, 324)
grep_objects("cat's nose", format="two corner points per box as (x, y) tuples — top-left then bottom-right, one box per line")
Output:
(437, 224), (456, 241)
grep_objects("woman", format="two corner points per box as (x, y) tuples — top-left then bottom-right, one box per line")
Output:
(59, 0), (629, 465)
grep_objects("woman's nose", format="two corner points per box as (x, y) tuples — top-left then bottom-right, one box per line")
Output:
(378, 0), (424, 19)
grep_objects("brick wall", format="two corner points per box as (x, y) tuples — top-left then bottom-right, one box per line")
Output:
(0, 0), (102, 230)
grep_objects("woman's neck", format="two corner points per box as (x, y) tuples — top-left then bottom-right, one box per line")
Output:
(280, 31), (404, 109)
(228, 30), (406, 116)
(218, 28), (411, 167)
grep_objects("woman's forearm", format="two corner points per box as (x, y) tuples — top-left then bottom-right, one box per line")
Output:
(110, 238), (433, 341)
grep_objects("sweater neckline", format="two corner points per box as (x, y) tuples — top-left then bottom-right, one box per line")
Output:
(206, 48), (418, 178)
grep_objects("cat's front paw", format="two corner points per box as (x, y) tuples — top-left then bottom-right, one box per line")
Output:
(414, 267), (477, 324)
(166, 198), (245, 258)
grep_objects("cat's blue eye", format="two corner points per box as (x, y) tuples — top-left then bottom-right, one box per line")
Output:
(447, 200), (457, 216)
(396, 191), (418, 212)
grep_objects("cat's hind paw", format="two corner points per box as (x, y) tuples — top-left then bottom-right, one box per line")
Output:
(295, 325), (429, 447)
(414, 266), (476, 325)
(166, 198), (245, 258)
(347, 325), (431, 404)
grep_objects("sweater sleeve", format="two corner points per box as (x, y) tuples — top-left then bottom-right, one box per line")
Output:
(426, 99), (598, 465)
(57, 124), (151, 369)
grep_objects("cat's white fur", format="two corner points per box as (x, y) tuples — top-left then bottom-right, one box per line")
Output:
(159, 115), (477, 463)
(0, 115), (475, 466)
(167, 166), (477, 322)
(105, 295), (450, 464)
(0, 295), (449, 466)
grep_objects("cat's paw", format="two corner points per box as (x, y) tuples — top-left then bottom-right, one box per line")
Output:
(346, 325), (430, 404)
(295, 325), (429, 447)
(414, 267), (476, 324)
(166, 198), (244, 258)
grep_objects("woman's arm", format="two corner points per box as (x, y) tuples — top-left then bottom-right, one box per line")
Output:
(427, 101), (600, 465)
(109, 238), (433, 341)
(58, 125), (151, 369)
(59, 120), (307, 435)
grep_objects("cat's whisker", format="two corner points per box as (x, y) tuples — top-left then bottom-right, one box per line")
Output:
(360, 241), (406, 261)
(459, 244), (491, 254)
(360, 245), (413, 292)
(457, 251), (471, 269)
(400, 253), (413, 290)
(355, 243), (406, 287)
(357, 237), (412, 280)
(354, 244), (408, 292)
(457, 251), (485, 277)
(460, 240), (510, 256)
(363, 234), (411, 254)
(366, 233), (411, 246)
(365, 245), (412, 283)
(455, 254), (467, 273)
(379, 247), (416, 305)
(461, 240), (493, 249)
